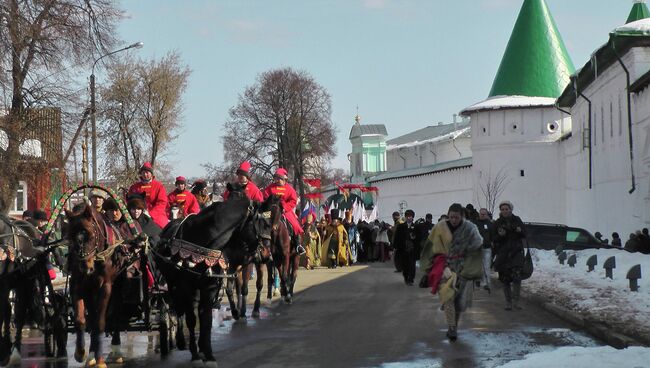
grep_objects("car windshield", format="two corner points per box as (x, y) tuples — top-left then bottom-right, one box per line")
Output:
(566, 230), (593, 243)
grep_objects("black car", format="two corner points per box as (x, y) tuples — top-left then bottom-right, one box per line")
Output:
(523, 222), (618, 251)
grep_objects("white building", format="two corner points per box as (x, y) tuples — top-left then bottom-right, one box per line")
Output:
(347, 0), (650, 238)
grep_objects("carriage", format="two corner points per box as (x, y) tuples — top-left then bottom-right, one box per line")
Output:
(36, 183), (177, 363)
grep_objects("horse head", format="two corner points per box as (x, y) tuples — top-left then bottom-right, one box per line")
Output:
(66, 203), (105, 276)
(250, 194), (282, 262)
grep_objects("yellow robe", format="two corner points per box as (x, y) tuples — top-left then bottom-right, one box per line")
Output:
(321, 224), (350, 267)
(301, 225), (321, 268)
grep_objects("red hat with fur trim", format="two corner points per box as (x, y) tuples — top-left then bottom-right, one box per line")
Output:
(236, 161), (251, 178)
(140, 162), (153, 173)
(175, 176), (186, 184)
(274, 167), (288, 179)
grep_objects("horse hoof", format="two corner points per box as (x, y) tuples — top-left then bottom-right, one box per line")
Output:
(284, 295), (292, 304)
(74, 347), (87, 363)
(191, 359), (204, 367)
(265, 298), (273, 307)
(251, 310), (260, 318)
(107, 351), (124, 364)
(7, 348), (20, 366)
(205, 361), (218, 368)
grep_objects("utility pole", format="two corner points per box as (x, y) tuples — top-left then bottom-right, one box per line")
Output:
(90, 41), (143, 184)
(90, 74), (96, 183)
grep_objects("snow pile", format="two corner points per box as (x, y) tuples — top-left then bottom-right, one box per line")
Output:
(504, 248), (650, 365)
(495, 346), (650, 368)
(525, 248), (650, 341)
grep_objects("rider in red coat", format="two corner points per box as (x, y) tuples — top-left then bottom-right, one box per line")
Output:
(222, 161), (264, 202)
(167, 176), (200, 219)
(263, 167), (306, 255)
(128, 162), (169, 229)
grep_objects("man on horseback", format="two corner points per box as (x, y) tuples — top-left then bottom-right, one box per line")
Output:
(128, 162), (169, 229)
(263, 168), (306, 255)
(167, 176), (200, 219)
(222, 161), (263, 202)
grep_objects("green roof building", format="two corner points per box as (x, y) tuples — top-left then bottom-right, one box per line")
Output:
(627, 0), (650, 24)
(488, 0), (575, 98)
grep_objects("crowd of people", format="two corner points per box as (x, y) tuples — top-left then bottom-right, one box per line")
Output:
(594, 228), (650, 253)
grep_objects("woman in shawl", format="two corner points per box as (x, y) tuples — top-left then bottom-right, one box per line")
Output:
(419, 203), (483, 342)
(491, 200), (526, 311)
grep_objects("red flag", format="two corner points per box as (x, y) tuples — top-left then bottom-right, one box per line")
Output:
(303, 178), (321, 188)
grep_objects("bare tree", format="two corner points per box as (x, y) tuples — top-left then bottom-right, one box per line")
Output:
(477, 167), (511, 215)
(221, 67), (336, 197)
(98, 51), (190, 186)
(0, 0), (122, 213)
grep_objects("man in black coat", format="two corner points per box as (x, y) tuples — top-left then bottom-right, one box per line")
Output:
(393, 209), (418, 286)
(414, 214), (434, 261)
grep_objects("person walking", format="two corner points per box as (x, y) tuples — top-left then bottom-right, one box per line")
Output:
(474, 208), (494, 293)
(301, 214), (321, 269)
(393, 209), (418, 286)
(611, 232), (622, 247)
(321, 209), (350, 268)
(492, 200), (526, 311)
(420, 203), (483, 341)
(390, 211), (403, 272)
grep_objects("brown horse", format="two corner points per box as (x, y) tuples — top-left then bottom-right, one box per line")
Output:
(269, 199), (300, 304)
(66, 204), (145, 368)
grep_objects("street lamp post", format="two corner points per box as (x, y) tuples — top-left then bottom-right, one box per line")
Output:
(90, 41), (143, 183)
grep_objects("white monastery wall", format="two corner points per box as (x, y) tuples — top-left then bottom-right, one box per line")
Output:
(468, 106), (568, 224)
(386, 137), (471, 171)
(369, 167), (473, 222)
(565, 48), (650, 238)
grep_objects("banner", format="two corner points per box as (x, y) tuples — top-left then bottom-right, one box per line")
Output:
(303, 178), (321, 188)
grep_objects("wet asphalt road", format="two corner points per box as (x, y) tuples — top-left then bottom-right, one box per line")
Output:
(17, 262), (601, 368)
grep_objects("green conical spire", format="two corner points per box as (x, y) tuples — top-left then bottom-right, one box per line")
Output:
(627, 0), (650, 24)
(489, 0), (575, 98)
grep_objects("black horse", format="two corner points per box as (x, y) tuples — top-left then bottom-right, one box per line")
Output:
(0, 215), (67, 365)
(153, 183), (274, 367)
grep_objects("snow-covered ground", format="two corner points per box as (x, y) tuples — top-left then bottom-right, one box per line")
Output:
(494, 248), (650, 367)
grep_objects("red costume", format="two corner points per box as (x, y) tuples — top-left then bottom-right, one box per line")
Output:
(223, 182), (263, 202)
(167, 189), (200, 217)
(222, 161), (264, 202)
(263, 168), (303, 235)
(128, 162), (169, 229)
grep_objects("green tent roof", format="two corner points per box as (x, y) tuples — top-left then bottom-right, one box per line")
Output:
(489, 0), (575, 98)
(627, 1), (650, 24)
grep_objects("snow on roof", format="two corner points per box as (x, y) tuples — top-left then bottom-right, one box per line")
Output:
(460, 95), (557, 116)
(386, 126), (471, 150)
(367, 157), (472, 183)
(614, 17), (650, 35)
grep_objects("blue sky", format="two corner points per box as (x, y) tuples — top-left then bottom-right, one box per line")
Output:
(116, 0), (638, 178)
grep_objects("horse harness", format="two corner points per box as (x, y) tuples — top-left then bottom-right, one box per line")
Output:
(73, 213), (146, 276)
(160, 200), (271, 279)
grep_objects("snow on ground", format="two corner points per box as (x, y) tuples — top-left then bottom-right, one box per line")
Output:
(495, 346), (650, 368)
(489, 248), (650, 367)
(524, 248), (650, 341)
